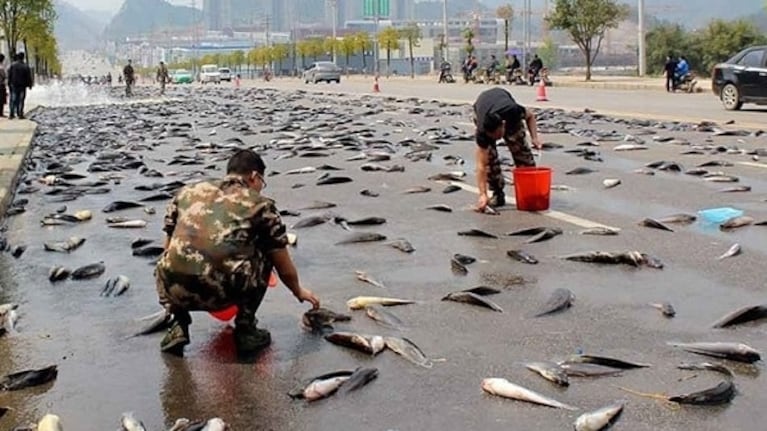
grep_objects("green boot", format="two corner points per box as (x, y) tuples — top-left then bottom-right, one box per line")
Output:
(161, 313), (191, 356)
(234, 322), (271, 354)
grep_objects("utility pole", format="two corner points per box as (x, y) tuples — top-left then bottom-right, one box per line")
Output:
(442, 0), (449, 62)
(521, 0), (527, 68)
(331, 0), (338, 63)
(637, 0), (646, 76)
(191, 0), (199, 76)
(373, 0), (380, 75)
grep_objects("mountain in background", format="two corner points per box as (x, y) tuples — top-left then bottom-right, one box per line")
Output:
(82, 9), (115, 27)
(104, 0), (201, 40)
(54, 0), (105, 50)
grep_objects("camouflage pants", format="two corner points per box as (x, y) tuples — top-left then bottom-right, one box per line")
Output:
(160, 80), (166, 94)
(486, 121), (537, 194)
(155, 259), (271, 327)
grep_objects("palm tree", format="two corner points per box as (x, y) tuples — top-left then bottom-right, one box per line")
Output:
(463, 28), (475, 55)
(399, 23), (422, 79)
(377, 27), (401, 76)
(496, 4), (514, 51)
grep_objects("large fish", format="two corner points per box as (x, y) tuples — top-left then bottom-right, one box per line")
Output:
(0, 365), (58, 391)
(71, 262), (106, 280)
(335, 232), (387, 245)
(324, 332), (385, 355)
(288, 370), (354, 400)
(711, 304), (767, 328)
(720, 216), (754, 231)
(102, 275), (130, 297)
(558, 363), (624, 377)
(346, 296), (415, 310)
(668, 380), (736, 405)
(43, 236), (85, 253)
(573, 401), (624, 431)
(481, 378), (577, 410)
(336, 367), (379, 396)
(457, 229), (498, 239)
(365, 305), (405, 329)
(533, 288), (575, 317)
(507, 249), (538, 264)
(564, 354), (651, 369)
(302, 308), (351, 332)
(442, 291), (503, 312)
(668, 341), (762, 363)
(384, 336), (434, 368)
(302, 376), (350, 402)
(526, 227), (563, 243)
(102, 201), (144, 213)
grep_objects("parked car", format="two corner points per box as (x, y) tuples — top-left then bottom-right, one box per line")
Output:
(219, 67), (232, 82)
(200, 64), (221, 84)
(712, 45), (767, 111)
(171, 69), (193, 84)
(302, 61), (341, 84)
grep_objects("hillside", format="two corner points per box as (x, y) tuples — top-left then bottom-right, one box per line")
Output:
(54, 0), (105, 50)
(104, 0), (201, 40)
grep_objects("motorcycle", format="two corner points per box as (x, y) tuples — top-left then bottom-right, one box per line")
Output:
(264, 69), (272, 82)
(479, 67), (502, 85)
(438, 65), (455, 83)
(506, 68), (526, 85)
(674, 72), (697, 93)
(463, 66), (478, 83)
(528, 67), (552, 86)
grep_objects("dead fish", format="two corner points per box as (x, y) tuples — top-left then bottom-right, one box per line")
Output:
(720, 216), (754, 231)
(574, 401), (624, 431)
(580, 227), (620, 236)
(698, 160), (734, 167)
(345, 217), (386, 226)
(121, 412), (147, 431)
(566, 167), (596, 175)
(384, 336), (433, 368)
(562, 251), (648, 267)
(442, 291), (503, 312)
(711, 305), (767, 328)
(480, 378), (577, 410)
(685, 167), (709, 176)
(677, 362), (734, 378)
(43, 236), (85, 253)
(48, 266), (71, 282)
(717, 243), (741, 260)
(639, 218), (674, 232)
(458, 229), (498, 239)
(336, 367), (379, 396)
(288, 369), (355, 400)
(460, 286), (502, 296)
(132, 310), (171, 337)
(335, 232), (387, 245)
(507, 227), (548, 236)
(301, 375), (351, 402)
(102, 201), (143, 213)
(602, 178), (621, 189)
(37, 414), (63, 431)
(132, 246), (165, 257)
(140, 192), (175, 202)
(442, 184), (461, 194)
(633, 168), (655, 175)
(71, 262), (106, 280)
(426, 204), (452, 212)
(388, 239), (415, 253)
(668, 341), (762, 363)
(300, 201), (336, 210)
(302, 308), (351, 332)
(566, 354), (651, 369)
(360, 189), (379, 197)
(525, 361), (569, 387)
(324, 332), (385, 355)
(705, 175), (739, 183)
(346, 296), (415, 310)
(719, 186), (751, 193)
(317, 176), (353, 186)
(507, 250), (538, 264)
(131, 238), (154, 249)
(107, 220), (147, 229)
(292, 215), (330, 229)
(102, 275), (130, 297)
(658, 213), (697, 224)
(450, 258), (468, 275)
(614, 144), (648, 151)
(533, 288), (575, 317)
(558, 362), (624, 377)
(452, 253), (476, 265)
(143, 207), (156, 215)
(668, 379), (735, 405)
(404, 186), (431, 194)
(365, 305), (405, 329)
(649, 302), (676, 317)
(526, 227), (563, 243)
(284, 166), (317, 175)
(354, 271), (386, 288)
(0, 365), (58, 391)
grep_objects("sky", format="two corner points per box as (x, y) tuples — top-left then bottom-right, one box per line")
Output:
(66, 0), (188, 12)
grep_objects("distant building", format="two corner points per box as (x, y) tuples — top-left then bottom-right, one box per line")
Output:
(204, 0), (233, 31)
(270, 0), (290, 32)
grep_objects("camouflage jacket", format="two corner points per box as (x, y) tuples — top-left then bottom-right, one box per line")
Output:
(158, 175), (288, 278)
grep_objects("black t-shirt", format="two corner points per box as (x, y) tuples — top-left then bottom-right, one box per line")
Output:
(664, 60), (677, 74)
(473, 87), (526, 148)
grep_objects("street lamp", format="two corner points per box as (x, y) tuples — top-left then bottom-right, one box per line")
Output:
(637, 0), (646, 76)
(442, 0), (449, 62)
(331, 0), (338, 63)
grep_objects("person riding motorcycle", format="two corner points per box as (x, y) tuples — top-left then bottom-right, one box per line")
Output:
(485, 55), (500, 83)
(527, 54), (543, 86)
(438, 59), (454, 83)
(462, 55), (479, 83)
(505, 55), (522, 84)
(674, 55), (690, 89)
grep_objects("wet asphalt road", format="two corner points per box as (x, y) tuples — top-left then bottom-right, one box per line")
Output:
(0, 84), (766, 430)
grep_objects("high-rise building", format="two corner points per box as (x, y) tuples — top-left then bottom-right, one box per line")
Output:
(270, 0), (290, 32)
(391, 0), (414, 21)
(203, 0), (233, 31)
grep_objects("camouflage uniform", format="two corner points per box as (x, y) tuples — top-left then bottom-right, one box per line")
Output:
(157, 65), (169, 95)
(156, 174), (288, 352)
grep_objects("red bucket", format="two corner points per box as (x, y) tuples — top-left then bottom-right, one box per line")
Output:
(209, 272), (278, 322)
(512, 167), (552, 211)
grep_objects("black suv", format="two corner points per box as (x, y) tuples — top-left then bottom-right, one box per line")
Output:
(712, 46), (767, 111)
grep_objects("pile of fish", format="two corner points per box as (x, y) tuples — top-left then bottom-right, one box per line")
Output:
(0, 84), (764, 429)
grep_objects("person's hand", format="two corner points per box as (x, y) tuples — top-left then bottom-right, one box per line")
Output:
(295, 287), (320, 310)
(476, 194), (489, 212)
(531, 138), (543, 150)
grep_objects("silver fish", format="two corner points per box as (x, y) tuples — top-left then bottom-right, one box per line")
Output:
(481, 378), (577, 410)
(355, 271), (386, 288)
(717, 243), (741, 260)
(384, 336), (433, 368)
(649, 302), (676, 317)
(711, 305), (767, 328)
(107, 220), (148, 229)
(43, 236), (86, 253)
(602, 178), (621, 189)
(720, 216), (753, 231)
(302, 376), (350, 402)
(580, 227), (620, 236)
(365, 305), (405, 329)
(324, 332), (385, 355)
(121, 412), (147, 431)
(442, 291), (503, 312)
(668, 341), (762, 363)
(574, 401), (624, 431)
(346, 296), (414, 309)
(533, 288), (575, 317)
(525, 361), (569, 386)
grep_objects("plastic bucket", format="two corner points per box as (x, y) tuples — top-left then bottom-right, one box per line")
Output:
(209, 271), (278, 322)
(513, 167), (552, 211)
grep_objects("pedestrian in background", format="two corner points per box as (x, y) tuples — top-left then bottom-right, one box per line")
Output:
(664, 54), (677, 92)
(0, 54), (7, 117)
(8, 52), (33, 120)
(157, 61), (170, 96)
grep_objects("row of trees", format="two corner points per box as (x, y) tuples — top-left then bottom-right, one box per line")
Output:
(0, 0), (61, 76)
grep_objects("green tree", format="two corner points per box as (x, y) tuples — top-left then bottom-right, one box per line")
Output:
(546, 0), (629, 80)
(323, 37), (339, 61)
(296, 40), (312, 68)
(496, 4), (514, 51)
(690, 19), (767, 73)
(538, 36), (559, 70)
(23, 12), (58, 76)
(399, 23), (421, 78)
(463, 28), (475, 55)
(270, 43), (290, 74)
(230, 50), (245, 73)
(306, 37), (324, 61)
(645, 23), (689, 75)
(377, 27), (400, 76)
(353, 32), (373, 71)
(340, 36), (357, 68)
(0, 0), (56, 56)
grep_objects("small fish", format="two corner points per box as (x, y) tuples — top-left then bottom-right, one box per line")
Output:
(355, 271), (386, 288)
(426, 204), (452, 212)
(365, 305), (405, 329)
(525, 361), (569, 387)
(71, 262), (106, 280)
(442, 184), (461, 194)
(720, 216), (754, 231)
(677, 362), (734, 378)
(107, 220), (148, 229)
(48, 266), (71, 282)
(574, 401), (624, 431)
(668, 341), (762, 363)
(649, 302), (676, 317)
(685, 167), (709, 176)
(346, 296), (415, 310)
(442, 291), (503, 312)
(633, 168), (655, 175)
(481, 378), (577, 410)
(288, 370), (354, 400)
(602, 178), (621, 189)
(526, 228), (563, 243)
(384, 336), (433, 368)
(566, 167), (596, 175)
(102, 200), (143, 213)
(300, 201), (337, 210)
(565, 354), (651, 369)
(404, 186), (431, 194)
(658, 213), (697, 224)
(324, 332), (385, 355)
(345, 217), (387, 226)
(302, 376), (351, 401)
(121, 412), (147, 431)
(102, 275), (130, 297)
(37, 414), (63, 431)
(668, 380), (736, 405)
(507, 250), (538, 264)
(0, 365), (58, 391)
(458, 228), (498, 239)
(558, 363), (624, 377)
(132, 310), (171, 337)
(284, 166), (317, 175)
(132, 246), (165, 257)
(580, 227), (620, 236)
(717, 243), (741, 260)
(316, 176), (353, 186)
(336, 367), (379, 396)
(533, 288), (575, 317)
(450, 258), (468, 275)
(43, 236), (86, 253)
(705, 175), (739, 183)
(719, 186), (751, 193)
(507, 227), (548, 236)
(335, 232), (387, 245)
(131, 238), (154, 249)
(698, 160), (734, 167)
(614, 144), (647, 151)
(302, 308), (351, 332)
(452, 253), (476, 265)
(711, 305), (767, 328)
(388, 239), (415, 253)
(639, 218), (674, 232)
(292, 215), (330, 229)
(360, 189), (379, 197)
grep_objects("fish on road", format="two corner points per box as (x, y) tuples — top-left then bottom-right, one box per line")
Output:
(481, 378), (577, 410)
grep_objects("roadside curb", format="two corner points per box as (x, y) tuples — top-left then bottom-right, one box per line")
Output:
(0, 105), (41, 219)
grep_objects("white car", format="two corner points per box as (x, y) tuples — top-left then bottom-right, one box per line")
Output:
(219, 67), (232, 82)
(200, 64), (221, 84)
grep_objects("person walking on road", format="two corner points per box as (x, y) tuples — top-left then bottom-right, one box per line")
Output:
(472, 87), (543, 211)
(155, 149), (321, 357)
(123, 60), (135, 97)
(664, 54), (677, 92)
(8, 53), (33, 120)
(156, 61), (170, 96)
(0, 54), (7, 117)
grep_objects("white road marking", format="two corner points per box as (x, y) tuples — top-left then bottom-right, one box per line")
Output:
(438, 180), (620, 230)
(737, 161), (767, 169)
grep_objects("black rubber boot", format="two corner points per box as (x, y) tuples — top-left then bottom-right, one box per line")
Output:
(160, 311), (191, 357)
(489, 191), (506, 207)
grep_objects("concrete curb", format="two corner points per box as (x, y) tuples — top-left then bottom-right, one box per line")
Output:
(0, 105), (41, 219)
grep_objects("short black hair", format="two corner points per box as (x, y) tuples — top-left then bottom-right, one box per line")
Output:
(227, 149), (266, 176)
(0, 54), (5, 62)
(482, 112), (503, 133)
(16, 52), (23, 61)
